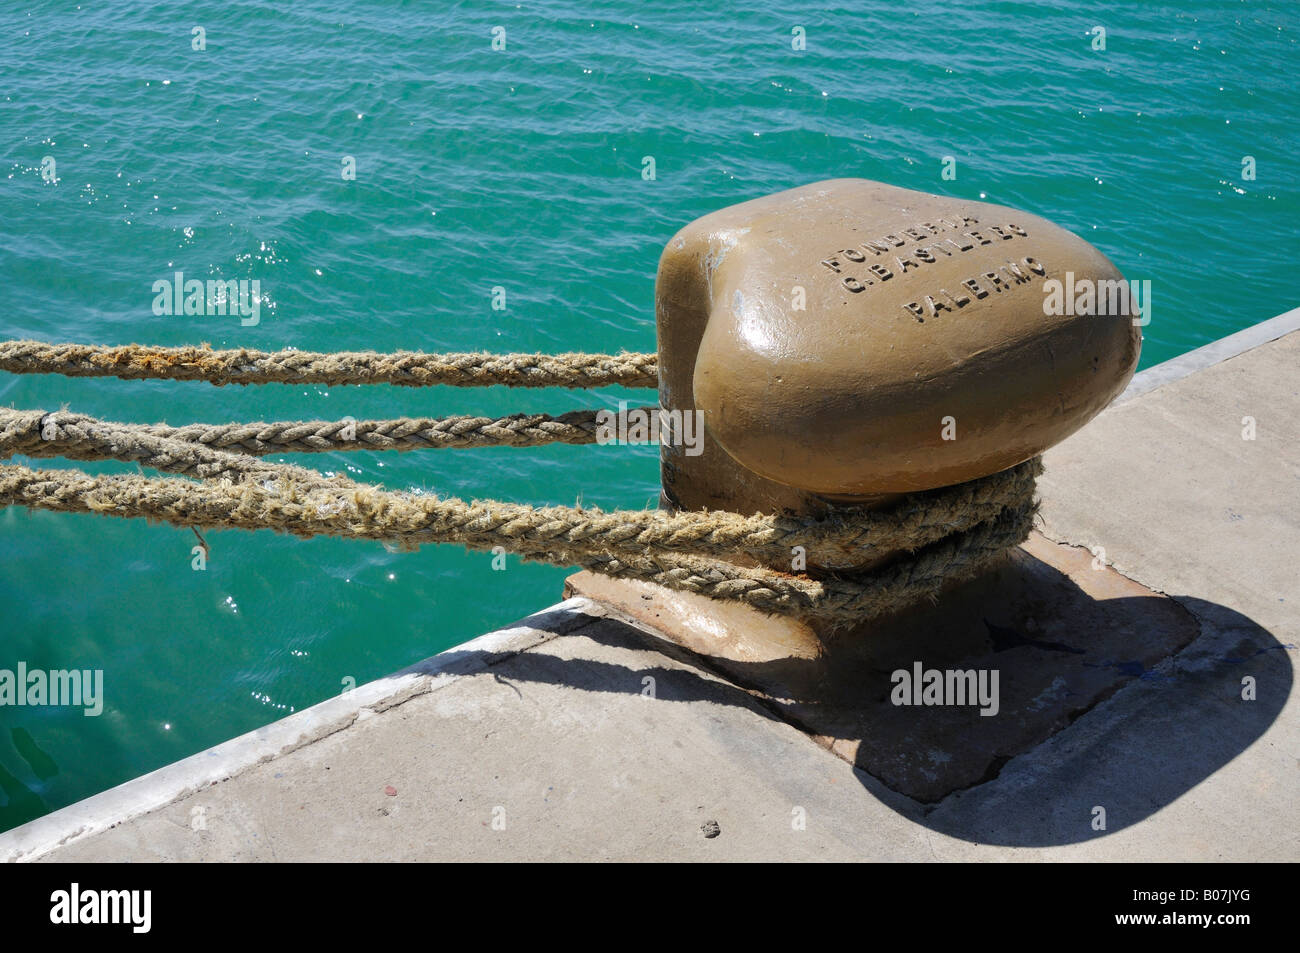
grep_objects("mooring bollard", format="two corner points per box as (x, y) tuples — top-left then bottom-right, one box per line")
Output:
(563, 179), (1189, 784)
(655, 178), (1141, 575)
(563, 176), (1149, 721)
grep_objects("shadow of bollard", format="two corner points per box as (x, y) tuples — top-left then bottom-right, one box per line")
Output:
(565, 532), (1292, 845)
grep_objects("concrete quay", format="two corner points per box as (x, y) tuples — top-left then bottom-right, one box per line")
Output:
(3, 310), (1297, 862)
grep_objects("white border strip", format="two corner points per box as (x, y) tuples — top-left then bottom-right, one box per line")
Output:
(1116, 306), (1300, 405)
(0, 598), (595, 863)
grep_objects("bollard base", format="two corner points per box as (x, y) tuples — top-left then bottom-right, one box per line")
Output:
(565, 532), (1200, 803)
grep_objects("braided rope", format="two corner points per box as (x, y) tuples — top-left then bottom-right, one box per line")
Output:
(27, 408), (643, 454)
(0, 340), (658, 389)
(0, 462), (1035, 623)
(0, 408), (1040, 572)
(0, 334), (1041, 623)
(141, 409), (628, 452)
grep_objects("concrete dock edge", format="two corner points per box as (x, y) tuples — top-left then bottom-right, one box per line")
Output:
(0, 600), (595, 863)
(1115, 306), (1300, 404)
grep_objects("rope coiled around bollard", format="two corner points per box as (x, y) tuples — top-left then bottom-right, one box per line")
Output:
(0, 408), (1040, 575)
(0, 406), (1040, 623)
(0, 462), (1036, 623)
(0, 339), (1041, 625)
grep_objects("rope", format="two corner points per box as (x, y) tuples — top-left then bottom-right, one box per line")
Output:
(0, 336), (1043, 624)
(0, 462), (1036, 623)
(0, 340), (658, 389)
(141, 409), (627, 452)
(0, 408), (1040, 572)
(25, 408), (648, 454)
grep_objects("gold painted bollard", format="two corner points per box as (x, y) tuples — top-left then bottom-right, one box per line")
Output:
(656, 178), (1141, 575)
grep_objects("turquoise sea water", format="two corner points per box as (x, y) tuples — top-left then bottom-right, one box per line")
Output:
(0, 1), (1296, 831)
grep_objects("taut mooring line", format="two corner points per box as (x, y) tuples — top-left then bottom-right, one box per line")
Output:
(0, 340), (659, 389)
(0, 407), (1041, 574)
(43, 408), (652, 454)
(0, 460), (1036, 623)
